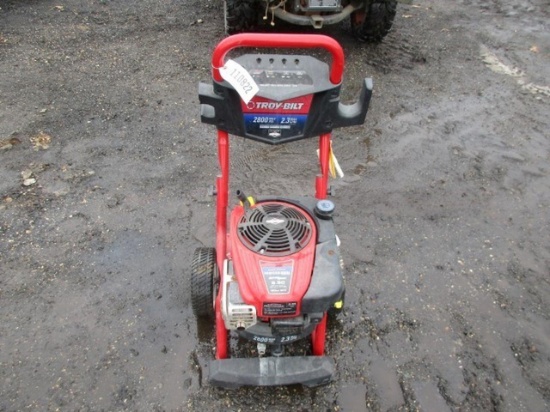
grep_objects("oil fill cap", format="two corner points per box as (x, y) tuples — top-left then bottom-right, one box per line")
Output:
(315, 200), (335, 220)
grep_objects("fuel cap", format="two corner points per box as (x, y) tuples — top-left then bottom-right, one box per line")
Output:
(315, 200), (335, 220)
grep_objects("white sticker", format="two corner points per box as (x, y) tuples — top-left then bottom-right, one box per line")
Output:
(219, 59), (259, 104)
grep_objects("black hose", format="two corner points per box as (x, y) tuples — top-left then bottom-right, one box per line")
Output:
(236, 190), (248, 206)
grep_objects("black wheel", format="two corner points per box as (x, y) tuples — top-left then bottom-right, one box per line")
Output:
(191, 247), (217, 319)
(351, 0), (397, 43)
(224, 0), (262, 35)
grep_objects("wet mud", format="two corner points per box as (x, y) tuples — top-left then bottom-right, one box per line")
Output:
(1, 0), (549, 411)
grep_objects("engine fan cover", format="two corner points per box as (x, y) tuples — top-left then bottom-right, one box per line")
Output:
(237, 202), (313, 257)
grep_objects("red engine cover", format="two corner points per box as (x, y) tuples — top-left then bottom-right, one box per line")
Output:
(228, 201), (317, 317)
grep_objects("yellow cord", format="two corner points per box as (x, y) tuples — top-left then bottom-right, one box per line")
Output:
(239, 196), (256, 207)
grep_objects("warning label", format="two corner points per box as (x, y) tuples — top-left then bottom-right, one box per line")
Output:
(260, 260), (294, 294)
(263, 302), (297, 316)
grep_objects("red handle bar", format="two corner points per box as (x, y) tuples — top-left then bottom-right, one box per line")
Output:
(212, 33), (345, 85)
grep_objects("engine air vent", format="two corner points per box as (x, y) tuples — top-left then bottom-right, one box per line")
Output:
(238, 203), (313, 257)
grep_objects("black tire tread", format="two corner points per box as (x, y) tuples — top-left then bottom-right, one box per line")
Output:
(191, 247), (216, 318)
(224, 0), (261, 34)
(351, 0), (398, 43)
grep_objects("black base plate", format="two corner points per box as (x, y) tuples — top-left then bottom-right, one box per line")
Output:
(209, 356), (334, 388)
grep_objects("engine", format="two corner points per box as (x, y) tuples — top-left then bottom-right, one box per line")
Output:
(220, 199), (344, 345)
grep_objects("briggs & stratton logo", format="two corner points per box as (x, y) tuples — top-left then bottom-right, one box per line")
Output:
(265, 217), (285, 226)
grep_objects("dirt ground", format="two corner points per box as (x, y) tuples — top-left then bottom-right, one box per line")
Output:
(1, 0), (549, 410)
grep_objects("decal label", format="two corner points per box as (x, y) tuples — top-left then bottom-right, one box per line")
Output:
(241, 95), (312, 140)
(260, 260), (294, 294)
(243, 114), (307, 130)
(241, 95), (313, 114)
(263, 302), (297, 316)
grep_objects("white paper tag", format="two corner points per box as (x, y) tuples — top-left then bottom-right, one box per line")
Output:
(219, 59), (259, 104)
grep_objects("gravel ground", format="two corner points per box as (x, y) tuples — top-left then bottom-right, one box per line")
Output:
(1, 0), (549, 411)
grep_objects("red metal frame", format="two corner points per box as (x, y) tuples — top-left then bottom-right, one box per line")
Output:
(215, 130), (230, 273)
(311, 314), (328, 356)
(316, 133), (331, 200)
(212, 34), (343, 359)
(215, 130), (229, 359)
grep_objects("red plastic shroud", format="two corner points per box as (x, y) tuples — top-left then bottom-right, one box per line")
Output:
(213, 34), (343, 359)
(228, 202), (317, 318)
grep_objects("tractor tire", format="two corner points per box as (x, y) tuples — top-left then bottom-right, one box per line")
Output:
(351, 0), (398, 43)
(224, 0), (261, 35)
(191, 247), (217, 319)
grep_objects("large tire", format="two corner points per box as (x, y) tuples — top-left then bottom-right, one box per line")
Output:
(351, 0), (398, 43)
(191, 247), (216, 319)
(224, 0), (262, 35)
